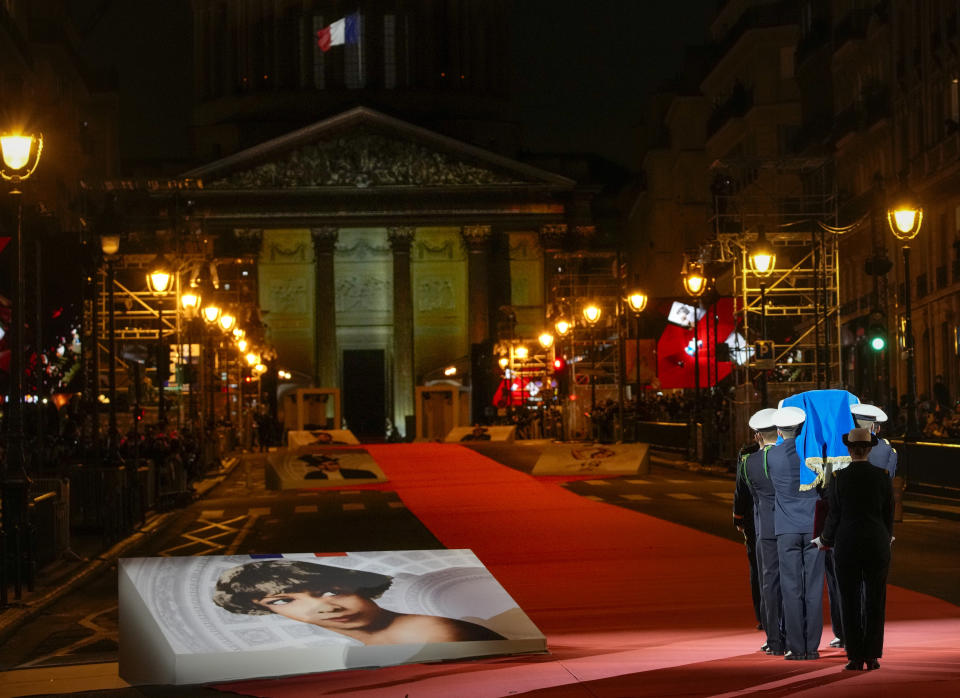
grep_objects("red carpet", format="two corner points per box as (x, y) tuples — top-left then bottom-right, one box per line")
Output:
(217, 443), (960, 697)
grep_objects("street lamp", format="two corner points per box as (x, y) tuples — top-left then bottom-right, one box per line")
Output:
(100, 235), (121, 456)
(0, 130), (42, 604)
(581, 302), (603, 439)
(180, 291), (201, 427)
(750, 232), (776, 407)
(147, 254), (173, 425)
(538, 331), (554, 350)
(887, 183), (923, 440)
(682, 258), (706, 426)
(626, 288), (648, 402)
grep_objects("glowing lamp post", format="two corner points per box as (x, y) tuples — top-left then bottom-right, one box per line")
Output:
(750, 232), (776, 407)
(101, 235), (122, 454)
(626, 289), (648, 403)
(682, 259), (706, 424)
(146, 255), (174, 425)
(0, 132), (42, 603)
(887, 184), (923, 440)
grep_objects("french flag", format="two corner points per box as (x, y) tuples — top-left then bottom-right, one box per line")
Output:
(317, 12), (360, 52)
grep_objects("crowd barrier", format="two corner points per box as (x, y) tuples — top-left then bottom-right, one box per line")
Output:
(891, 440), (960, 496)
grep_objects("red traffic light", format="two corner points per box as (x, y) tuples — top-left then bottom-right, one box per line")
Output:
(553, 357), (566, 371)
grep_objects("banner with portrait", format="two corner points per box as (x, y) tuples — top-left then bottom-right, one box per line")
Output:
(119, 550), (546, 685)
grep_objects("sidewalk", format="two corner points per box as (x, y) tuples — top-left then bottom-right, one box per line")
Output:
(0, 455), (241, 648)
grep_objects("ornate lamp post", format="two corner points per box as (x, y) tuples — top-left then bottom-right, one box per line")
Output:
(887, 184), (923, 440)
(0, 131), (42, 603)
(581, 301), (602, 439)
(146, 254), (173, 425)
(750, 231), (776, 407)
(682, 259), (706, 425)
(626, 288), (648, 404)
(100, 235), (121, 457)
(180, 290), (201, 427)
(217, 311), (237, 424)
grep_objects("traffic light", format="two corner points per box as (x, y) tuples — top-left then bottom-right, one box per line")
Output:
(553, 356), (570, 396)
(868, 322), (887, 351)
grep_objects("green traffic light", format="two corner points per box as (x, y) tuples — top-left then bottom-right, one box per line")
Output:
(870, 336), (886, 351)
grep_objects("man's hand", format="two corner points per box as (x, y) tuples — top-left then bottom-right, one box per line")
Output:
(811, 536), (829, 551)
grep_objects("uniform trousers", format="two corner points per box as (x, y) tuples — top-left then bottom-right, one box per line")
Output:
(836, 555), (889, 662)
(824, 549), (844, 642)
(777, 532), (824, 655)
(757, 536), (784, 651)
(745, 528), (763, 626)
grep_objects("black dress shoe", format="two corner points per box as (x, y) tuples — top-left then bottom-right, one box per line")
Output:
(784, 651), (804, 660)
(765, 648), (785, 656)
(806, 651), (820, 660)
(845, 660), (864, 671)
(760, 643), (769, 652)
(829, 637), (844, 648)
(866, 659), (880, 670)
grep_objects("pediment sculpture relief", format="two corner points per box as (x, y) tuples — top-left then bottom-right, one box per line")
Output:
(209, 131), (522, 189)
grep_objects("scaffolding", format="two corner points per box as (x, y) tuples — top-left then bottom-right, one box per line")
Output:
(707, 158), (844, 455)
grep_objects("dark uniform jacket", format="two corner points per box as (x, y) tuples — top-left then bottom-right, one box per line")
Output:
(743, 446), (777, 540)
(767, 438), (819, 535)
(733, 443), (759, 535)
(868, 439), (897, 479)
(821, 460), (894, 559)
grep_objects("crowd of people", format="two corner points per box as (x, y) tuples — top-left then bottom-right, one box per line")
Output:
(733, 396), (895, 670)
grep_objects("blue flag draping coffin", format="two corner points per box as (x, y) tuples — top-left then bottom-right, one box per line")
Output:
(780, 389), (859, 491)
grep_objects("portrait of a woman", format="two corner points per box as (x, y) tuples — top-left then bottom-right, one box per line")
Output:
(213, 559), (506, 646)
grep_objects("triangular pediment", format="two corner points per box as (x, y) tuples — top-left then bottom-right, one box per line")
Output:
(184, 107), (574, 190)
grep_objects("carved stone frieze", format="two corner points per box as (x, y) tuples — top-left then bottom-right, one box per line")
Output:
(335, 274), (391, 313)
(416, 277), (457, 313)
(337, 237), (391, 260)
(414, 239), (457, 261)
(509, 232), (542, 261)
(207, 130), (522, 189)
(267, 241), (309, 263)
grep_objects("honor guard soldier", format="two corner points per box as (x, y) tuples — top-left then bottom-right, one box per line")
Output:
(741, 408), (784, 655)
(733, 426), (762, 632)
(850, 404), (897, 479)
(768, 405), (824, 660)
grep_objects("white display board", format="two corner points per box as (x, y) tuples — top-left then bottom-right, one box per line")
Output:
(531, 442), (650, 476)
(265, 447), (387, 489)
(287, 429), (360, 447)
(444, 425), (516, 443)
(119, 550), (546, 685)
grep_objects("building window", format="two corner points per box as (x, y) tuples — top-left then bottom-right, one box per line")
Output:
(384, 14), (396, 89)
(917, 273), (928, 298)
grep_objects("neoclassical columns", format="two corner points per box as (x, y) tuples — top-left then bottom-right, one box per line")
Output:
(461, 225), (493, 345)
(388, 226), (416, 432)
(311, 226), (339, 388)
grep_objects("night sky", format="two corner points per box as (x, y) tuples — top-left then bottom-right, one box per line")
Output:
(71, 1), (716, 171)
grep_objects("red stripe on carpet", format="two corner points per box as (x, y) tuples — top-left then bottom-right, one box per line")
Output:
(216, 443), (960, 697)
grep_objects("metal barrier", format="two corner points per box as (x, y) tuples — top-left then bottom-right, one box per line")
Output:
(29, 478), (70, 569)
(891, 440), (960, 497)
(634, 421), (691, 452)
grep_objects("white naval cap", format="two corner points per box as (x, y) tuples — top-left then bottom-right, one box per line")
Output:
(772, 405), (806, 429)
(748, 408), (778, 431)
(850, 403), (888, 423)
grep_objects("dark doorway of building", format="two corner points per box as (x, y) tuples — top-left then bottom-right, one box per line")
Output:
(342, 349), (386, 441)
